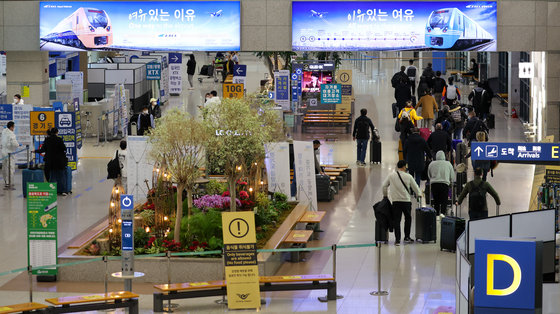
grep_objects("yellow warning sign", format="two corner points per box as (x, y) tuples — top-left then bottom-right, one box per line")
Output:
(30, 111), (55, 135)
(337, 69), (352, 84)
(223, 83), (244, 99)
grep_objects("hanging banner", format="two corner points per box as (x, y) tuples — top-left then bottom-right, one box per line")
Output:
(264, 142), (291, 196)
(27, 182), (58, 276)
(168, 53), (183, 95)
(65, 71), (84, 105)
(293, 141), (318, 211)
(55, 112), (78, 170)
(221, 211), (260, 310)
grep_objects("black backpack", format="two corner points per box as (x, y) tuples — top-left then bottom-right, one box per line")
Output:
(107, 150), (121, 179)
(406, 67), (416, 78)
(468, 182), (487, 211)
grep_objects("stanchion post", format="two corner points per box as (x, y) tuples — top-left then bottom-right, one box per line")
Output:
(215, 248), (227, 305)
(496, 205), (500, 216)
(28, 265), (33, 303)
(7, 152), (11, 187)
(103, 256), (108, 297)
(318, 244), (343, 302)
(370, 242), (388, 296)
(26, 145), (30, 167)
(163, 250), (178, 312)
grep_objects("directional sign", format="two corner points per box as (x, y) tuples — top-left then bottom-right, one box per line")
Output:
(295, 68), (302, 75)
(30, 111), (55, 135)
(233, 64), (246, 77)
(519, 62), (534, 79)
(268, 91), (274, 99)
(168, 53), (182, 64)
(471, 142), (560, 163)
(223, 83), (244, 99)
(146, 62), (161, 80)
(291, 73), (298, 80)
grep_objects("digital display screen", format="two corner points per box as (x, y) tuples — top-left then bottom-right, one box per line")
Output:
(121, 220), (133, 251)
(40, 1), (240, 51)
(302, 71), (332, 93)
(292, 1), (497, 51)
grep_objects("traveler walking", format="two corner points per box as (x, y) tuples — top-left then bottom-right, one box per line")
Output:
(456, 167), (501, 220)
(433, 71), (447, 108)
(427, 123), (452, 159)
(398, 100), (422, 126)
(352, 108), (376, 166)
(137, 106), (155, 136)
(13, 94), (24, 105)
(117, 140), (128, 193)
(404, 128), (432, 186)
(463, 110), (488, 145)
(1, 121), (19, 188)
(415, 90), (438, 129)
(442, 77), (461, 108)
(416, 77), (430, 102)
(405, 59), (417, 97)
(421, 63), (436, 88)
(468, 131), (491, 181)
(382, 160), (422, 246)
(434, 105), (455, 136)
(148, 98), (162, 119)
(392, 66), (411, 111)
(448, 101), (467, 140)
(186, 54), (196, 89)
(468, 82), (487, 119)
(36, 128), (68, 195)
(428, 151), (454, 217)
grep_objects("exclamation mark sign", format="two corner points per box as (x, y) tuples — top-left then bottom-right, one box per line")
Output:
(237, 221), (241, 235)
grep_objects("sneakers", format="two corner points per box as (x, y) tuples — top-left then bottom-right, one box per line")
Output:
(356, 161), (367, 166)
(395, 241), (401, 246)
(404, 237), (414, 243)
(439, 214), (445, 219)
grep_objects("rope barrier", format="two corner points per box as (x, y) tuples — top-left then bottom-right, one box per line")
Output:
(0, 146), (28, 162)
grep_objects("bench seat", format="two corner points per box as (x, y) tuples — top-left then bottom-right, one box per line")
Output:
(154, 280), (226, 292)
(0, 303), (48, 314)
(260, 274), (334, 283)
(298, 211), (326, 224)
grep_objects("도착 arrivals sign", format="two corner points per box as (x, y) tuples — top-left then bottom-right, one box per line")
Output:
(471, 142), (560, 163)
(39, 1), (240, 51)
(292, 1), (497, 51)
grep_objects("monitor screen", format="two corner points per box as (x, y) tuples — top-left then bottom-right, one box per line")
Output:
(40, 1), (240, 51)
(292, 1), (497, 51)
(302, 71), (332, 93)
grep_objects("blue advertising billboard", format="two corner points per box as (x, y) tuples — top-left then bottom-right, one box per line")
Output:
(292, 1), (497, 51)
(40, 1), (240, 51)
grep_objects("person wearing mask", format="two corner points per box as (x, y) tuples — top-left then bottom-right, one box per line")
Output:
(392, 66), (411, 111)
(448, 101), (467, 140)
(1, 121), (20, 188)
(398, 100), (423, 126)
(13, 94), (24, 105)
(463, 109), (488, 145)
(313, 140), (325, 175)
(352, 108), (376, 166)
(382, 160), (422, 246)
(428, 151), (454, 217)
(148, 98), (161, 119)
(432, 71), (447, 109)
(427, 123), (452, 159)
(442, 77), (461, 108)
(415, 89), (438, 128)
(229, 51), (239, 64)
(36, 128), (68, 195)
(405, 59), (417, 97)
(137, 106), (155, 136)
(186, 54), (196, 90)
(421, 63), (436, 88)
(468, 82), (487, 119)
(456, 167), (501, 220)
(117, 140), (128, 193)
(404, 128), (432, 186)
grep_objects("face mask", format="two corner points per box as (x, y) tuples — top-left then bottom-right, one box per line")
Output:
(13, 99), (18, 103)
(143, 110), (148, 114)
(206, 97), (210, 101)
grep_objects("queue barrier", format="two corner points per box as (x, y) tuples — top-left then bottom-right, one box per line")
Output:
(0, 243), (388, 312)
(0, 146), (30, 187)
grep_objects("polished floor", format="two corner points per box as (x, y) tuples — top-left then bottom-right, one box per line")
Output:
(0, 53), (557, 313)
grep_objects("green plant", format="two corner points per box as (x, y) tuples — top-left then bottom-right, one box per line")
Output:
(180, 209), (223, 245)
(205, 180), (228, 196)
(207, 236), (223, 250)
(134, 228), (150, 248)
(255, 192), (271, 210)
(139, 210), (155, 226)
(273, 192), (287, 203)
(255, 205), (278, 227)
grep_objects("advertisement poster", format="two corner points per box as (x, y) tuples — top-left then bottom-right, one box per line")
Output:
(55, 112), (78, 170)
(27, 182), (58, 276)
(302, 71), (333, 94)
(293, 141), (318, 211)
(292, 1), (497, 51)
(264, 142), (291, 196)
(274, 70), (290, 111)
(40, 1), (240, 51)
(222, 212), (260, 310)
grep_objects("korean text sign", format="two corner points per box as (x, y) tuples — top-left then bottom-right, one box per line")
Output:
(55, 112), (78, 170)
(471, 142), (560, 162)
(321, 84), (342, 104)
(40, 1), (240, 51)
(292, 1), (497, 51)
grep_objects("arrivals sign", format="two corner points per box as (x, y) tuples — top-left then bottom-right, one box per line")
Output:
(471, 142), (560, 162)
(39, 1), (240, 51)
(474, 238), (542, 310)
(221, 212), (260, 310)
(292, 1), (497, 51)
(27, 182), (58, 276)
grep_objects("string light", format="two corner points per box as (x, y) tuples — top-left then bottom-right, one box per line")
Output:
(156, 168), (160, 172)
(254, 162), (258, 166)
(145, 226), (151, 232)
(260, 181), (264, 185)
(237, 166), (242, 171)
(117, 218), (122, 223)
(163, 216), (169, 221)
(249, 187), (253, 192)
(109, 228), (113, 233)
(110, 202), (115, 207)
(115, 188), (119, 193)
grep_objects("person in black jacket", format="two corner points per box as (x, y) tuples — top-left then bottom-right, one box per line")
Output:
(404, 128), (432, 186)
(399, 114), (415, 150)
(427, 123), (452, 159)
(186, 54), (196, 89)
(35, 128), (68, 195)
(463, 110), (488, 145)
(352, 108), (376, 166)
(392, 66), (411, 111)
(137, 106), (155, 136)
(421, 63), (436, 88)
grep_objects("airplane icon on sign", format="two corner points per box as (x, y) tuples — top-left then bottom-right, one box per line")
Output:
(485, 145), (498, 158)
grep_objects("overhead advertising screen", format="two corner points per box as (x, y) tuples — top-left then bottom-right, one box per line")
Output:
(40, 1), (240, 51)
(292, 1), (497, 51)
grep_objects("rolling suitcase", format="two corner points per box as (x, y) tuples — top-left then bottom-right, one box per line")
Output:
(398, 140), (404, 161)
(415, 207), (437, 243)
(419, 128), (431, 141)
(486, 114), (495, 129)
(316, 174), (333, 201)
(22, 169), (45, 197)
(375, 220), (389, 243)
(370, 140), (382, 164)
(455, 171), (467, 197)
(440, 215), (466, 252)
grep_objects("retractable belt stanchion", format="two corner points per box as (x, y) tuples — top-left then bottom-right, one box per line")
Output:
(215, 248), (226, 305)
(28, 265), (33, 303)
(163, 251), (178, 312)
(370, 241), (388, 296)
(318, 244), (343, 302)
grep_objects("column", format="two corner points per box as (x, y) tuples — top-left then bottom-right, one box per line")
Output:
(6, 51), (50, 106)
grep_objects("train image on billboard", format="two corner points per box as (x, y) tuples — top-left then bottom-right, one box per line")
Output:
(41, 7), (113, 49)
(425, 8), (494, 50)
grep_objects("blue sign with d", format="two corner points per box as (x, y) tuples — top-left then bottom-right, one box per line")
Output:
(474, 239), (543, 310)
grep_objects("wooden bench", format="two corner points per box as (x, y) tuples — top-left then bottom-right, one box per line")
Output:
(153, 275), (337, 311)
(282, 230), (314, 262)
(299, 211), (326, 240)
(496, 93), (509, 107)
(0, 303), (48, 314)
(302, 111), (352, 133)
(44, 291), (139, 314)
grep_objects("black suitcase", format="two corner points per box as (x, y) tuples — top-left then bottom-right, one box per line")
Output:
(440, 216), (466, 252)
(316, 174), (333, 201)
(455, 172), (467, 197)
(486, 114), (495, 129)
(375, 220), (389, 243)
(370, 140), (382, 163)
(415, 207), (437, 243)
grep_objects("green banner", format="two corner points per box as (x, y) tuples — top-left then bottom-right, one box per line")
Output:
(27, 182), (58, 276)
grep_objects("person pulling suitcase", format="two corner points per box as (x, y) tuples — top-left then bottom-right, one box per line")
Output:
(352, 108), (376, 166)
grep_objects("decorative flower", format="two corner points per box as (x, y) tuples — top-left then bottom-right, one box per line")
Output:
(239, 191), (249, 199)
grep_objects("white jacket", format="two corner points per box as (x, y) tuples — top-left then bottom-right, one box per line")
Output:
(382, 170), (421, 203)
(1, 128), (19, 158)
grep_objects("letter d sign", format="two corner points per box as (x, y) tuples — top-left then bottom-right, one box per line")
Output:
(487, 254), (521, 296)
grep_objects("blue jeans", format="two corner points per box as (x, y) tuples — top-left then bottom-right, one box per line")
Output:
(453, 127), (463, 140)
(357, 139), (368, 163)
